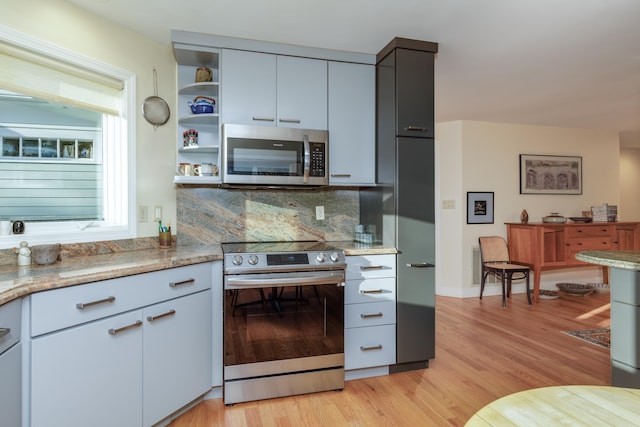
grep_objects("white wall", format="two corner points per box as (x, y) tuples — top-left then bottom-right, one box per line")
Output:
(620, 147), (640, 220)
(0, 0), (178, 238)
(436, 120), (622, 298)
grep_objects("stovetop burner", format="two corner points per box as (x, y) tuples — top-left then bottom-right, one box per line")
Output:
(221, 241), (345, 274)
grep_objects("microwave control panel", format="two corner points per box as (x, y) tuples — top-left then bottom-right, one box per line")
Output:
(309, 142), (326, 177)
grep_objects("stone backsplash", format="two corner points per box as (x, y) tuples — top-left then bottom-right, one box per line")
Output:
(176, 187), (360, 244)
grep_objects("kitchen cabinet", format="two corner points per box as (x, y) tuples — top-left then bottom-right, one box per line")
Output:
(0, 298), (21, 427)
(221, 49), (328, 130)
(30, 263), (214, 427)
(361, 37), (438, 373)
(174, 47), (221, 185)
(328, 61), (375, 186)
(344, 255), (397, 372)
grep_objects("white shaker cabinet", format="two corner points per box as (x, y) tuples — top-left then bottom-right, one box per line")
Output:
(0, 298), (22, 427)
(328, 62), (376, 186)
(221, 49), (328, 129)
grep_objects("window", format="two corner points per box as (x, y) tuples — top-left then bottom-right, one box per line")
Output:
(0, 26), (135, 249)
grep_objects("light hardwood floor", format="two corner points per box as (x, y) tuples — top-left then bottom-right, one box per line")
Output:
(169, 291), (611, 426)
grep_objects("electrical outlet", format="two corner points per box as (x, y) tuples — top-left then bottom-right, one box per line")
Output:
(153, 205), (162, 222)
(316, 206), (325, 220)
(138, 205), (149, 222)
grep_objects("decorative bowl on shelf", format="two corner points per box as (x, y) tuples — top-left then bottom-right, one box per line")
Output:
(542, 213), (567, 223)
(568, 217), (593, 223)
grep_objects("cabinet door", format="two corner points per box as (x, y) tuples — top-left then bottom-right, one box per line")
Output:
(277, 56), (327, 129)
(0, 343), (21, 427)
(396, 48), (435, 138)
(328, 62), (375, 185)
(221, 49), (277, 126)
(31, 310), (143, 427)
(143, 290), (212, 427)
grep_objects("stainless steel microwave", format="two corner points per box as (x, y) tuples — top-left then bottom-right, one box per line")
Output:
(221, 124), (329, 187)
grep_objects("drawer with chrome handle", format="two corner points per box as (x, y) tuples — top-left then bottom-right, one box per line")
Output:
(346, 255), (396, 280)
(344, 277), (395, 304)
(344, 324), (396, 370)
(345, 300), (396, 328)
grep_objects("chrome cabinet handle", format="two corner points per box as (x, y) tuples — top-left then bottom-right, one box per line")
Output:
(407, 263), (435, 268)
(360, 345), (383, 351)
(330, 174), (352, 178)
(0, 328), (10, 339)
(360, 312), (383, 319)
(360, 265), (384, 271)
(360, 289), (383, 294)
(252, 116), (275, 122)
(169, 278), (195, 288)
(279, 118), (301, 123)
(404, 126), (429, 132)
(147, 309), (176, 322)
(108, 320), (142, 335)
(76, 296), (115, 309)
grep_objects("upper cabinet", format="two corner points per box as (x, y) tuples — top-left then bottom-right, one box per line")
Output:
(328, 62), (375, 186)
(221, 49), (328, 129)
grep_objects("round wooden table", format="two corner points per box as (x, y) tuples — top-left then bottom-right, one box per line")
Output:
(465, 385), (640, 426)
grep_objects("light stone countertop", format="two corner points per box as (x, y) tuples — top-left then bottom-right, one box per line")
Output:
(0, 241), (396, 306)
(575, 250), (640, 271)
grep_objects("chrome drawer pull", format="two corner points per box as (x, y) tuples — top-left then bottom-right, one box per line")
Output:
(404, 126), (429, 132)
(360, 265), (383, 271)
(76, 296), (115, 310)
(360, 312), (383, 319)
(330, 174), (352, 178)
(147, 309), (176, 322)
(407, 262), (435, 268)
(169, 278), (195, 288)
(360, 289), (383, 294)
(279, 118), (301, 123)
(108, 320), (142, 335)
(252, 116), (275, 122)
(0, 327), (10, 339)
(360, 344), (383, 351)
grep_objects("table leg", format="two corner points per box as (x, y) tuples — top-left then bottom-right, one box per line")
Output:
(532, 265), (541, 303)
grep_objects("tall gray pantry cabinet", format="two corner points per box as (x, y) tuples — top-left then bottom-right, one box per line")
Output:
(362, 37), (438, 373)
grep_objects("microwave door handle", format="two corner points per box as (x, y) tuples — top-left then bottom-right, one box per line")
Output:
(303, 134), (310, 184)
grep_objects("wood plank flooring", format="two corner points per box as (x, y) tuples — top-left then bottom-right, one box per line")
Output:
(169, 291), (611, 426)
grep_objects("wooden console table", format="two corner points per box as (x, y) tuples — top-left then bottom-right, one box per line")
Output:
(506, 222), (640, 302)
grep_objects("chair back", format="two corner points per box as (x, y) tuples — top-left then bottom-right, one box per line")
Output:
(479, 236), (510, 264)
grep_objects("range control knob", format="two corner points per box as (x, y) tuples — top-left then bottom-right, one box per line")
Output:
(232, 255), (243, 266)
(316, 253), (326, 263)
(330, 252), (341, 262)
(248, 254), (259, 265)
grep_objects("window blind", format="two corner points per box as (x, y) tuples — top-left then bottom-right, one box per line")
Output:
(0, 41), (123, 116)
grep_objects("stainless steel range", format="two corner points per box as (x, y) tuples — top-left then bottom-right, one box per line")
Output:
(221, 241), (346, 405)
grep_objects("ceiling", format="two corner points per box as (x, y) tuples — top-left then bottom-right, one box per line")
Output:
(67, 0), (640, 146)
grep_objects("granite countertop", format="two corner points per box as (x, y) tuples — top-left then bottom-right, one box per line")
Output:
(575, 250), (640, 271)
(0, 241), (396, 306)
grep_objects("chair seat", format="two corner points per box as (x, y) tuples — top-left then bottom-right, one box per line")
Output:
(484, 262), (529, 271)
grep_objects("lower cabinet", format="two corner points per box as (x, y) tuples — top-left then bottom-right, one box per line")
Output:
(0, 297), (22, 427)
(30, 263), (215, 427)
(344, 255), (397, 372)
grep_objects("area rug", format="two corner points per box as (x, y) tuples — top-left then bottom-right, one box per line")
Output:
(564, 328), (610, 349)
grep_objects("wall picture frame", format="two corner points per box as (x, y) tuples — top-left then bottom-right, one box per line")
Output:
(519, 154), (582, 195)
(467, 192), (494, 224)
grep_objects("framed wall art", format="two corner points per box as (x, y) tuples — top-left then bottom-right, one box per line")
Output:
(467, 192), (494, 224)
(520, 154), (582, 195)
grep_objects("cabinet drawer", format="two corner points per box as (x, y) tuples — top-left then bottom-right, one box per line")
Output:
(346, 255), (396, 280)
(567, 225), (614, 238)
(0, 298), (21, 354)
(345, 300), (396, 328)
(345, 277), (396, 304)
(345, 324), (395, 370)
(31, 263), (212, 336)
(567, 237), (614, 252)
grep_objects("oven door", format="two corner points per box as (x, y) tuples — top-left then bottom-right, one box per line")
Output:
(223, 270), (345, 379)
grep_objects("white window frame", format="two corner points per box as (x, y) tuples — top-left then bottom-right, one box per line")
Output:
(0, 25), (136, 249)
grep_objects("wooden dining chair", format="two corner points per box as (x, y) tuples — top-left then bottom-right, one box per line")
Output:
(479, 236), (532, 307)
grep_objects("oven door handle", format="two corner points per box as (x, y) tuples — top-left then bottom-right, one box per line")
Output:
(226, 274), (344, 288)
